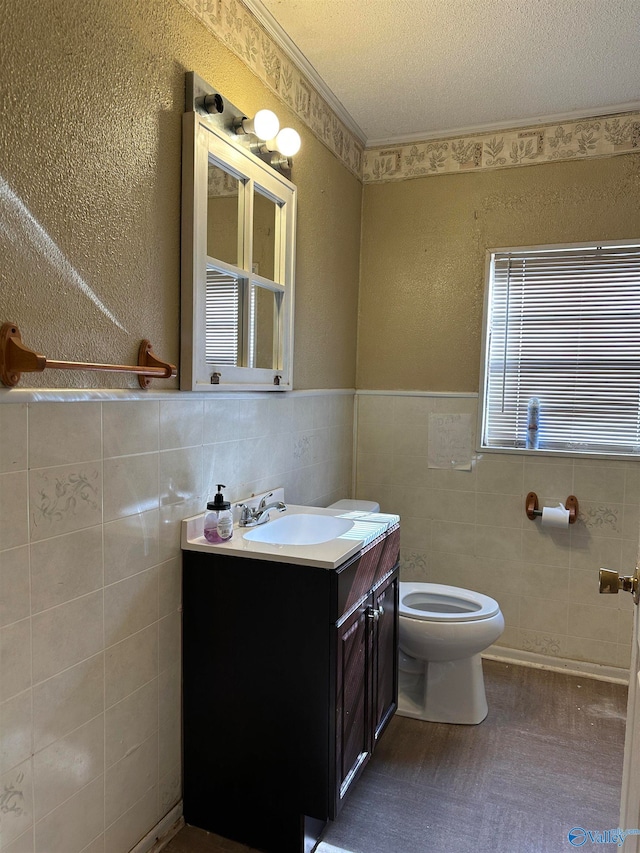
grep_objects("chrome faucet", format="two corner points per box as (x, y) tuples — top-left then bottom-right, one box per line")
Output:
(238, 493), (287, 527)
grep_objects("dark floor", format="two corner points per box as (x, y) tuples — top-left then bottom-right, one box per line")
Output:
(164, 661), (628, 853)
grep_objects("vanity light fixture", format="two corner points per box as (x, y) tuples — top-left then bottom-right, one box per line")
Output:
(268, 127), (301, 157)
(188, 72), (300, 175)
(258, 127), (302, 171)
(235, 109), (280, 141)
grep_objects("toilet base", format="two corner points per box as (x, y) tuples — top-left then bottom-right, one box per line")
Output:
(397, 653), (488, 725)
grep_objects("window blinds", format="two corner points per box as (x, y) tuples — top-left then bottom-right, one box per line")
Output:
(205, 270), (239, 365)
(482, 243), (640, 455)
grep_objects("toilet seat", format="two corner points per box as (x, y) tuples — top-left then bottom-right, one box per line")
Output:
(399, 582), (500, 623)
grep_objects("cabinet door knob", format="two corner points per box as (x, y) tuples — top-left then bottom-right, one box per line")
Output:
(368, 606), (383, 622)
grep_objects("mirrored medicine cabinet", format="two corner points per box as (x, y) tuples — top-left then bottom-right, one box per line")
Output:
(180, 73), (297, 391)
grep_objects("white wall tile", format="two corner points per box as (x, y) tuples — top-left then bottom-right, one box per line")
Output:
(103, 454), (158, 522)
(574, 465), (626, 504)
(33, 716), (104, 821)
(80, 833), (105, 853)
(356, 394), (394, 424)
(158, 612), (181, 675)
(202, 398), (240, 444)
(475, 455), (524, 495)
(0, 391), (356, 853)
(33, 655), (104, 754)
(389, 454), (431, 487)
(32, 592), (103, 685)
(356, 392), (640, 674)
(158, 557), (181, 619)
(103, 509), (159, 585)
(105, 624), (158, 709)
(476, 492), (523, 528)
(103, 786), (158, 853)
(0, 404), (27, 474)
(105, 679), (158, 769)
(569, 533), (622, 572)
(521, 527), (572, 568)
(158, 447), (202, 509)
(563, 635), (619, 667)
(0, 546), (30, 629)
(159, 766), (181, 817)
(475, 525), (522, 561)
(393, 422), (428, 456)
(103, 401), (159, 459)
(0, 618), (31, 703)
(158, 498), (201, 563)
(522, 460), (574, 500)
(0, 759), (34, 850)
(0, 472), (28, 550)
(575, 501), (623, 538)
(159, 399), (203, 450)
(519, 563), (569, 602)
(29, 465), (101, 542)
(568, 603), (620, 643)
(201, 442), (241, 504)
(431, 520), (476, 555)
(1, 828), (34, 853)
(34, 775), (104, 853)
(105, 734), (158, 827)
(28, 403), (101, 470)
(104, 568), (158, 647)
(30, 527), (103, 614)
(0, 690), (32, 775)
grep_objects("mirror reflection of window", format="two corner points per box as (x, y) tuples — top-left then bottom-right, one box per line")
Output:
(253, 286), (278, 369)
(205, 269), (240, 366)
(253, 189), (277, 282)
(207, 159), (241, 267)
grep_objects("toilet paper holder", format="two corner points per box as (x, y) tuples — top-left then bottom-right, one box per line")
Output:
(525, 492), (579, 523)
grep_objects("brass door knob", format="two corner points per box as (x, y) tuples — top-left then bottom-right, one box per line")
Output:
(599, 567), (640, 603)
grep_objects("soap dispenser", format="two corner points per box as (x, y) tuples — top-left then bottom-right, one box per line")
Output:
(204, 484), (234, 543)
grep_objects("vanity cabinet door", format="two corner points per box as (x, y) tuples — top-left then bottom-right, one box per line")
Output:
(372, 573), (398, 741)
(334, 601), (371, 815)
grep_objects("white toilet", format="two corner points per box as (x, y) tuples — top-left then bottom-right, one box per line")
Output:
(398, 582), (504, 725)
(328, 499), (380, 513)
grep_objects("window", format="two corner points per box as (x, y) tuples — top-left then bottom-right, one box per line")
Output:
(479, 241), (640, 456)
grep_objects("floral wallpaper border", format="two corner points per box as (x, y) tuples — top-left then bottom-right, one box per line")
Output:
(363, 113), (640, 183)
(179, 0), (639, 185)
(177, 0), (364, 178)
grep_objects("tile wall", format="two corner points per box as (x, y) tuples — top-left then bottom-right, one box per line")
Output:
(355, 393), (636, 671)
(0, 391), (354, 853)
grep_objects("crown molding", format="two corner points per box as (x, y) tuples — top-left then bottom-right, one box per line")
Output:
(366, 100), (640, 148)
(241, 0), (367, 145)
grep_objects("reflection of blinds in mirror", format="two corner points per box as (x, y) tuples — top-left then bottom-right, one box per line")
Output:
(248, 284), (256, 368)
(205, 271), (238, 365)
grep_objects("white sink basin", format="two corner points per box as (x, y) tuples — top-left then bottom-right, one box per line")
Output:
(243, 513), (354, 545)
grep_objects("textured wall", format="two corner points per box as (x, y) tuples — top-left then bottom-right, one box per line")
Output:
(0, 0), (361, 390)
(357, 154), (640, 391)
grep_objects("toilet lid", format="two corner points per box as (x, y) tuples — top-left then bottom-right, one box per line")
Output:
(399, 582), (500, 622)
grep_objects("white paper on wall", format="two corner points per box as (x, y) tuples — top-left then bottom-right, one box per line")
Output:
(428, 413), (473, 471)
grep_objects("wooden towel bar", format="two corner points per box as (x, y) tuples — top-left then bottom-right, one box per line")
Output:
(0, 322), (176, 389)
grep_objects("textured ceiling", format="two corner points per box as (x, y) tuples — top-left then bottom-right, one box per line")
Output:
(246, 0), (640, 145)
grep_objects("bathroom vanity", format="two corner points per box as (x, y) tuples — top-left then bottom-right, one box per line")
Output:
(181, 508), (400, 853)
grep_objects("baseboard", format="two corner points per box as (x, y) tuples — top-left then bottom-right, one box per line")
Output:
(129, 804), (184, 853)
(484, 644), (629, 685)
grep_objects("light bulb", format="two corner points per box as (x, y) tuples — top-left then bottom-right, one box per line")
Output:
(274, 127), (301, 157)
(247, 109), (280, 141)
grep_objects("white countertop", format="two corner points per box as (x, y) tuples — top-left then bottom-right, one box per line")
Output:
(181, 504), (400, 569)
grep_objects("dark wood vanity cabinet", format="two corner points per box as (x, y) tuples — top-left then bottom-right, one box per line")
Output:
(182, 524), (400, 853)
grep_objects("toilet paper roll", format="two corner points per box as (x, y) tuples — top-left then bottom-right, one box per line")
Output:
(541, 503), (570, 529)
